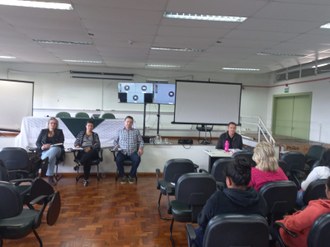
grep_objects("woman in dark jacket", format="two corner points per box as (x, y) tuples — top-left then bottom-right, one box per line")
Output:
(74, 119), (101, 186)
(36, 117), (64, 186)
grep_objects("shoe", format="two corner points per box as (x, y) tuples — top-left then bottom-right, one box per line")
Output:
(48, 176), (57, 186)
(128, 176), (136, 184)
(83, 179), (89, 187)
(73, 165), (79, 171)
(119, 176), (127, 184)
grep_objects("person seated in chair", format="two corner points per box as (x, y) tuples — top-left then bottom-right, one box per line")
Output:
(193, 157), (267, 247)
(74, 119), (101, 186)
(215, 122), (243, 150)
(249, 141), (288, 191)
(296, 149), (330, 207)
(113, 115), (144, 184)
(277, 176), (330, 247)
(36, 117), (64, 186)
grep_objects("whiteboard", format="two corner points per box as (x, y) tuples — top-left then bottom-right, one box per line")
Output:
(173, 80), (242, 125)
(0, 79), (33, 131)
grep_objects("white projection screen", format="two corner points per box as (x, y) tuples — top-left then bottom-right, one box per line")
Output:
(173, 80), (242, 125)
(0, 79), (34, 131)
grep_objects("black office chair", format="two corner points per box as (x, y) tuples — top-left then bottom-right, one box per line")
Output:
(0, 147), (37, 180)
(186, 214), (269, 247)
(232, 150), (256, 167)
(307, 213), (330, 247)
(280, 151), (307, 189)
(112, 151), (138, 183)
(209, 158), (234, 190)
(73, 149), (103, 186)
(305, 145), (326, 169)
(101, 113), (116, 119)
(259, 180), (297, 226)
(156, 158), (198, 220)
(0, 182), (61, 246)
(169, 173), (216, 246)
(303, 179), (327, 206)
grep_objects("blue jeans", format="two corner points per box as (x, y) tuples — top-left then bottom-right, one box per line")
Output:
(116, 151), (140, 177)
(41, 146), (62, 176)
(296, 190), (305, 207)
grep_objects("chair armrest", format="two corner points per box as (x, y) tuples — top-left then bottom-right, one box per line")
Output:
(199, 168), (208, 173)
(193, 163), (199, 172)
(98, 149), (103, 162)
(274, 222), (298, 238)
(186, 223), (197, 246)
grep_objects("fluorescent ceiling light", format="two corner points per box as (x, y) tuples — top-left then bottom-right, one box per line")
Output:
(0, 55), (16, 59)
(0, 0), (73, 10)
(63, 59), (102, 64)
(146, 64), (180, 68)
(320, 23), (330, 29)
(312, 63), (330, 68)
(222, 67), (260, 71)
(151, 47), (204, 52)
(164, 11), (247, 22)
(33, 39), (92, 45)
(257, 52), (306, 57)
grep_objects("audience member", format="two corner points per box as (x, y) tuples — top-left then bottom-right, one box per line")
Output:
(74, 119), (101, 187)
(36, 117), (64, 186)
(113, 116), (144, 184)
(296, 149), (330, 207)
(193, 157), (267, 247)
(277, 176), (330, 247)
(249, 141), (288, 191)
(216, 122), (243, 150)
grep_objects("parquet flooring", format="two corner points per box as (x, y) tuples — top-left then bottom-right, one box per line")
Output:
(3, 175), (189, 247)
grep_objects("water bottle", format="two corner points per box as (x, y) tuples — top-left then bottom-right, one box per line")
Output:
(224, 140), (229, 152)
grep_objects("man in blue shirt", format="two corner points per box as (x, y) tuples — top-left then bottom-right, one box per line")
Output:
(114, 116), (144, 184)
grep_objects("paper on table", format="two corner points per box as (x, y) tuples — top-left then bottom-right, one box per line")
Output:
(51, 143), (63, 147)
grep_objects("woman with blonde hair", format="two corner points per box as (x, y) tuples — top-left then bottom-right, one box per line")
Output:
(249, 141), (288, 191)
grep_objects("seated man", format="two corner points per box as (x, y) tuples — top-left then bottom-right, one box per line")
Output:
(113, 116), (144, 184)
(193, 157), (267, 247)
(216, 121), (243, 150)
(277, 176), (330, 247)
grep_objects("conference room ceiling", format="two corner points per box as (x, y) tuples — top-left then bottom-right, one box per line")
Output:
(1, 0), (330, 74)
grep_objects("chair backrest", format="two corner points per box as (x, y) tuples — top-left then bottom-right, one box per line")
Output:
(55, 111), (71, 118)
(0, 147), (30, 178)
(281, 151), (306, 171)
(210, 158), (233, 184)
(232, 150), (256, 167)
(0, 183), (23, 219)
(75, 112), (90, 118)
(203, 214), (269, 247)
(308, 213), (330, 247)
(163, 159), (196, 183)
(175, 173), (216, 221)
(47, 191), (61, 226)
(303, 179), (327, 205)
(306, 145), (326, 162)
(278, 159), (291, 177)
(0, 160), (9, 181)
(259, 180), (297, 223)
(101, 113), (116, 119)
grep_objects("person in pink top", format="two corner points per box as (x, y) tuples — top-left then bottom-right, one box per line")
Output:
(249, 142), (288, 191)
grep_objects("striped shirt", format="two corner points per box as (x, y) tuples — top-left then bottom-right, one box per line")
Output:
(114, 128), (144, 155)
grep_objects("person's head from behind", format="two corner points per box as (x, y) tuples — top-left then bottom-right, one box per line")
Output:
(225, 157), (251, 189)
(124, 116), (134, 130)
(48, 117), (58, 131)
(252, 142), (278, 172)
(85, 119), (94, 132)
(227, 122), (237, 137)
(320, 149), (330, 168)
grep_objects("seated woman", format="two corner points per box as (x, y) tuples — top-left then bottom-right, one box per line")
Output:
(277, 176), (330, 247)
(74, 119), (101, 186)
(249, 141), (288, 191)
(36, 117), (64, 186)
(296, 149), (330, 207)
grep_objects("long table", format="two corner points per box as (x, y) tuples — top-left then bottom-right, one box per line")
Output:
(15, 116), (124, 149)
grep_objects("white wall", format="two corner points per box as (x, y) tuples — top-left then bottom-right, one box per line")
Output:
(0, 62), (272, 137)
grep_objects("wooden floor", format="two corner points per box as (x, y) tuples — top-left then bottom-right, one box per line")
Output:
(3, 175), (188, 247)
